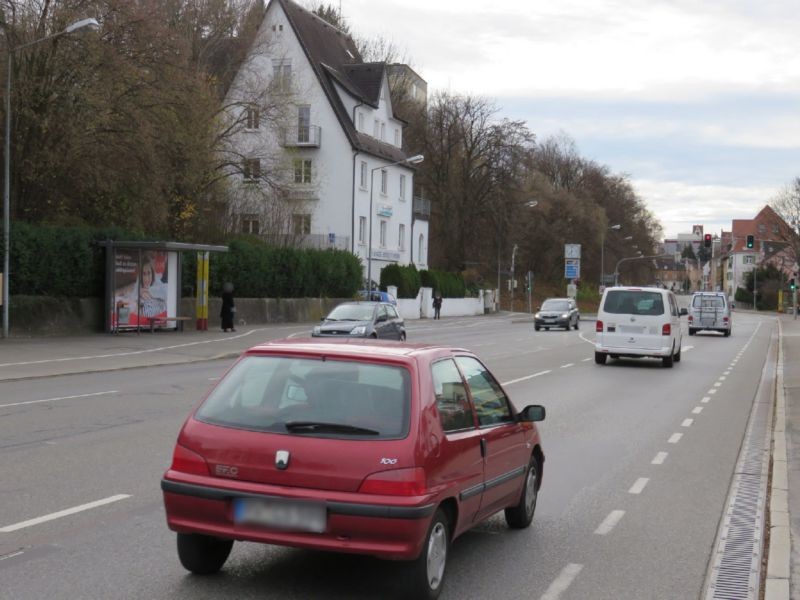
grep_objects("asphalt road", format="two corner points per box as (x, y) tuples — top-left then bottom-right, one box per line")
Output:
(0, 311), (778, 599)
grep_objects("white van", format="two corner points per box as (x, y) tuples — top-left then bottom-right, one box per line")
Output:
(688, 292), (731, 336)
(595, 286), (687, 368)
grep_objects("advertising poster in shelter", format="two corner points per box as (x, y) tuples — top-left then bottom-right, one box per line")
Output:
(112, 250), (178, 329)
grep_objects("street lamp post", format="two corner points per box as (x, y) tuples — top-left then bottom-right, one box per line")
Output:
(510, 243), (519, 312)
(496, 200), (537, 311)
(613, 252), (666, 287)
(366, 154), (423, 295)
(600, 224), (621, 288)
(3, 17), (100, 338)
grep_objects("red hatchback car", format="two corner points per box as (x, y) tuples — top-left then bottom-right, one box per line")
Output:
(161, 339), (546, 599)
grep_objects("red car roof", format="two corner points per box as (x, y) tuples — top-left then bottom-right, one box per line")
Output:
(246, 338), (470, 361)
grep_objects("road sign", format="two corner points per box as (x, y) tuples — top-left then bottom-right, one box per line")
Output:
(565, 259), (580, 279)
(565, 244), (581, 259)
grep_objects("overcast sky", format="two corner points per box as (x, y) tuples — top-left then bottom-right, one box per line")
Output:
(340, 0), (800, 239)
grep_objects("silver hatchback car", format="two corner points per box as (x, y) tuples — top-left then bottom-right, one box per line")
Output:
(688, 292), (731, 337)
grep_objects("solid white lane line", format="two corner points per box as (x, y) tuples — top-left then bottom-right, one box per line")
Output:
(0, 551), (24, 561)
(682, 345), (694, 352)
(628, 478), (649, 495)
(702, 396), (711, 403)
(0, 390), (119, 409)
(560, 363), (574, 369)
(652, 452), (669, 464)
(207, 377), (220, 381)
(682, 418), (694, 427)
(540, 563), (584, 600)
(502, 370), (551, 386)
(708, 389), (718, 395)
(692, 407), (703, 414)
(594, 510), (625, 535)
(0, 494), (131, 533)
(669, 433), (683, 444)
(578, 332), (596, 346)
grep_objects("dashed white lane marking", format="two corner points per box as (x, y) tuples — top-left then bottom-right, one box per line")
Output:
(560, 363), (574, 369)
(708, 389), (718, 395)
(628, 478), (649, 494)
(207, 377), (220, 381)
(682, 345), (694, 352)
(0, 390), (119, 409)
(594, 510), (625, 535)
(669, 433), (683, 444)
(702, 396), (711, 403)
(718, 376), (727, 381)
(714, 382), (722, 387)
(540, 563), (584, 600)
(682, 418), (694, 427)
(0, 551), (24, 561)
(652, 452), (669, 464)
(582, 357), (593, 362)
(0, 494), (131, 533)
(692, 407), (704, 414)
(724, 371), (731, 376)
(502, 370), (551, 386)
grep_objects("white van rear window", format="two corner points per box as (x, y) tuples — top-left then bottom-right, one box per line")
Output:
(603, 290), (665, 316)
(692, 295), (725, 308)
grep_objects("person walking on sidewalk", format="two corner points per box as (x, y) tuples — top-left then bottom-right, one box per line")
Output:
(221, 282), (236, 332)
(433, 293), (443, 320)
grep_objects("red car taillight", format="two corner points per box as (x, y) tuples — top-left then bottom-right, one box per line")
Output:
(596, 320), (604, 333)
(170, 443), (210, 476)
(662, 323), (671, 336)
(358, 467), (427, 496)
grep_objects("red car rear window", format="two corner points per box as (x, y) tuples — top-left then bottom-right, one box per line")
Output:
(196, 355), (411, 440)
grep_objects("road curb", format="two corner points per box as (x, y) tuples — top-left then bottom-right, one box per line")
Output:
(766, 320), (791, 599)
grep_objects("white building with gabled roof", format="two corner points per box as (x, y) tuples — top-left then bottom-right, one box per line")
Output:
(222, 0), (429, 285)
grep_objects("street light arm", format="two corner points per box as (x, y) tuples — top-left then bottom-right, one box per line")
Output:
(613, 253), (671, 286)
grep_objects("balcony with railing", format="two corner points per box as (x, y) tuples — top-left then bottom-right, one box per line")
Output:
(413, 195), (431, 219)
(282, 124), (322, 148)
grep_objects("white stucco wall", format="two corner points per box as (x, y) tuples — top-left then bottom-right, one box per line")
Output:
(395, 287), (488, 320)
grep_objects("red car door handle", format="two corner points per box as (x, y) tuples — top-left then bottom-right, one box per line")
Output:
(480, 438), (487, 457)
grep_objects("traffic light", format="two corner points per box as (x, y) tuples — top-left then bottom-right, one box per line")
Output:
(746, 234), (755, 249)
(791, 279), (797, 291)
(704, 233), (712, 248)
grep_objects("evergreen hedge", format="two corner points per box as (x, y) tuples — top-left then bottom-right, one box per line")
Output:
(4, 225), (362, 298)
(420, 268), (466, 298)
(379, 263), (421, 298)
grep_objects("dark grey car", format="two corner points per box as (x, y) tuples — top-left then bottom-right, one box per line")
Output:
(311, 301), (406, 340)
(534, 298), (580, 331)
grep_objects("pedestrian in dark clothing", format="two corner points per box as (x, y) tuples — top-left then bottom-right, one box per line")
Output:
(433, 294), (442, 320)
(221, 282), (236, 332)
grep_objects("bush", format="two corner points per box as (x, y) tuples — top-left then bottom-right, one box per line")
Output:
(183, 237), (363, 298)
(419, 268), (466, 298)
(380, 263), (421, 298)
(4, 224), (362, 299)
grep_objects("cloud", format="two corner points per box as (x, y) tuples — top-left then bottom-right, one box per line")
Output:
(632, 178), (779, 238)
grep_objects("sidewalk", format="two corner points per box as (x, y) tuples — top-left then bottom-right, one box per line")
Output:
(773, 313), (800, 598)
(0, 322), (312, 381)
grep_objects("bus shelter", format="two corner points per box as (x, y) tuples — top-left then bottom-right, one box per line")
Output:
(99, 241), (228, 334)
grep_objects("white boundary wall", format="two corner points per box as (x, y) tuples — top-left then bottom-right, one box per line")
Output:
(389, 286), (495, 320)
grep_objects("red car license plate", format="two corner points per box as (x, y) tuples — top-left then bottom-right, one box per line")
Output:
(233, 498), (327, 533)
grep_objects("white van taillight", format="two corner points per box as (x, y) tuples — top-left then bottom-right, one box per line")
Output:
(596, 320), (603, 333)
(662, 323), (671, 336)
(723, 316), (729, 322)
(687, 315), (693, 322)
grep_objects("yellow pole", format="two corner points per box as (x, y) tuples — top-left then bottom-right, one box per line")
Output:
(196, 251), (209, 330)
